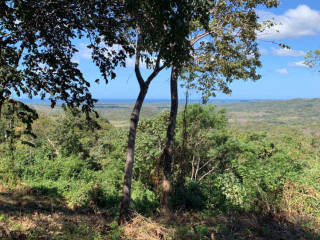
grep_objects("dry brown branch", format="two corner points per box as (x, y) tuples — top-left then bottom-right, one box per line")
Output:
(47, 138), (59, 156)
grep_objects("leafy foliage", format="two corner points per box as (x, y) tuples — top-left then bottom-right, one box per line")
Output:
(180, 0), (280, 103)
(305, 48), (320, 70)
(0, 100), (319, 234)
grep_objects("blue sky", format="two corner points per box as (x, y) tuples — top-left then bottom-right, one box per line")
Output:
(71, 1), (320, 101)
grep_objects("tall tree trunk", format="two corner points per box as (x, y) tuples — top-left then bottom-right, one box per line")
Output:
(119, 31), (165, 224)
(0, 99), (3, 119)
(176, 87), (189, 189)
(160, 66), (178, 215)
(119, 86), (148, 224)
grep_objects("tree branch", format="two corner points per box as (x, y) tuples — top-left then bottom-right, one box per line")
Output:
(198, 156), (215, 172)
(14, 40), (26, 68)
(145, 53), (166, 86)
(134, 30), (145, 89)
(198, 165), (217, 182)
(190, 2), (238, 46)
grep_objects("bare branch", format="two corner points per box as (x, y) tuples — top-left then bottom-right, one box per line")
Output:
(47, 138), (59, 156)
(190, 2), (240, 46)
(191, 155), (195, 181)
(198, 157), (215, 172)
(198, 165), (217, 182)
(194, 156), (200, 181)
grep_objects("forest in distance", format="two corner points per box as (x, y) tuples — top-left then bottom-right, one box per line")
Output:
(1, 98), (320, 239)
(28, 98), (320, 129)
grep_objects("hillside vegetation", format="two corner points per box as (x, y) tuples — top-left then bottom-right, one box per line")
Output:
(29, 98), (320, 130)
(0, 98), (320, 239)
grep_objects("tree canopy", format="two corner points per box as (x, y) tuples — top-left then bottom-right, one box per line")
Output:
(114, 0), (218, 223)
(0, 0), (135, 114)
(181, 0), (280, 102)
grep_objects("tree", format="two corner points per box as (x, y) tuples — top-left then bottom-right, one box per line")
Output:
(175, 104), (227, 183)
(117, 0), (213, 223)
(134, 112), (169, 193)
(2, 0), (207, 223)
(1, 1), (85, 113)
(160, 0), (280, 214)
(1, 99), (38, 182)
(0, 0), (132, 116)
(0, 1), (136, 182)
(305, 49), (320, 70)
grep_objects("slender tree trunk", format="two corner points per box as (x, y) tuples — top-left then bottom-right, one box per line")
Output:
(0, 100), (3, 119)
(160, 66), (178, 215)
(119, 85), (148, 224)
(176, 87), (189, 189)
(119, 30), (165, 224)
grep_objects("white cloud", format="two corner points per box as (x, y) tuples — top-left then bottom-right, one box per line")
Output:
(288, 61), (308, 68)
(272, 47), (306, 57)
(125, 57), (152, 69)
(274, 68), (289, 75)
(126, 57), (147, 68)
(259, 47), (268, 55)
(78, 43), (92, 59)
(71, 57), (80, 64)
(257, 5), (320, 40)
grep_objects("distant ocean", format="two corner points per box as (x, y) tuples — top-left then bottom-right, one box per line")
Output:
(20, 98), (266, 104)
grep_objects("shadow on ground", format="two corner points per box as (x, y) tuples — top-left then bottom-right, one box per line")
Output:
(168, 211), (320, 240)
(0, 186), (113, 239)
(0, 186), (319, 239)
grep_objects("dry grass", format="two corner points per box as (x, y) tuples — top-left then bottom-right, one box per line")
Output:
(0, 185), (111, 239)
(281, 180), (320, 232)
(122, 213), (175, 240)
(0, 185), (320, 239)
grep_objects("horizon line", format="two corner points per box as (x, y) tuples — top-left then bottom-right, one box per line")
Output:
(16, 97), (320, 101)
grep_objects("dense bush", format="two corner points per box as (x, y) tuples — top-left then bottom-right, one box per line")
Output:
(0, 103), (319, 230)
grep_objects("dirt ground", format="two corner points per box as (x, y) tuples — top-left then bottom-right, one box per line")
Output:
(0, 186), (319, 240)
